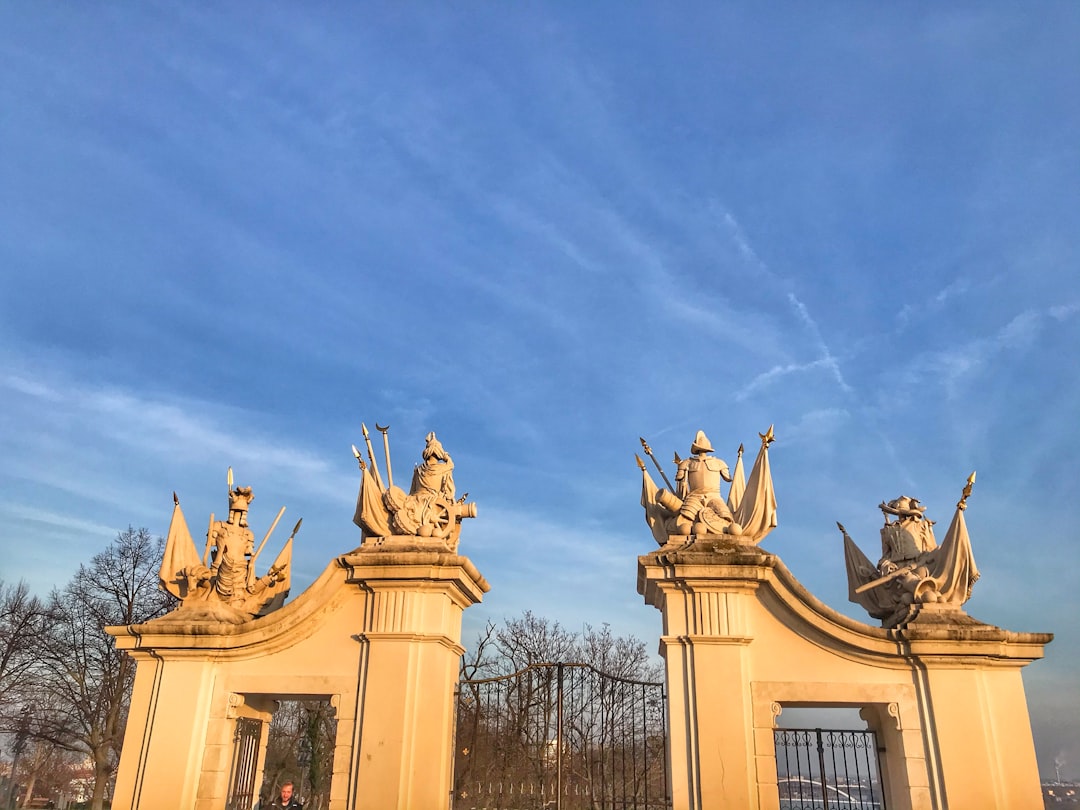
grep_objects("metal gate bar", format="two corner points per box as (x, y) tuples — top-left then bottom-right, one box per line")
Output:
(774, 727), (887, 810)
(454, 662), (670, 809)
(227, 716), (263, 810)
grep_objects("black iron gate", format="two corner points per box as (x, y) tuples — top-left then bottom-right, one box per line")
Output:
(453, 662), (670, 809)
(774, 728), (887, 810)
(226, 716), (263, 810)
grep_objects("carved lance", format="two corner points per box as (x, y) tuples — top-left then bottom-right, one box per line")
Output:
(203, 511), (215, 566)
(855, 563), (918, 594)
(958, 471), (976, 510)
(361, 423), (384, 491)
(351, 444), (367, 471)
(639, 437), (675, 491)
(376, 423), (394, 489)
(251, 506), (286, 569)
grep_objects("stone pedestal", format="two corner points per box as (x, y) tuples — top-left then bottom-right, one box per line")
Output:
(338, 549), (488, 809)
(109, 547), (488, 810)
(638, 538), (1049, 810)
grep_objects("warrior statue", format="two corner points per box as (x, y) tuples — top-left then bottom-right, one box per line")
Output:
(353, 425), (477, 551)
(669, 430), (739, 535)
(842, 474), (980, 628)
(159, 471), (297, 622)
(637, 426), (778, 546)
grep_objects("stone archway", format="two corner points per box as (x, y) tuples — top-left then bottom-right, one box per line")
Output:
(637, 540), (1049, 810)
(108, 549), (488, 810)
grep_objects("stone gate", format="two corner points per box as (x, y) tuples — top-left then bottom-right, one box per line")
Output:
(106, 425), (1049, 809)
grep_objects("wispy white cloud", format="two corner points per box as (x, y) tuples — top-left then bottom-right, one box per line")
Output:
(723, 211), (761, 265)
(734, 357), (837, 402)
(783, 408), (852, 446)
(464, 502), (654, 639)
(0, 502), (117, 540)
(0, 358), (351, 508)
(1049, 301), (1080, 321)
(786, 292), (852, 394)
(902, 307), (1052, 399)
(898, 276), (973, 327)
(490, 196), (605, 277)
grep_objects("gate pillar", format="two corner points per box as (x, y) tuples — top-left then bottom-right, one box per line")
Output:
(638, 539), (1049, 810)
(639, 543), (763, 810)
(338, 549), (489, 810)
(110, 548), (488, 810)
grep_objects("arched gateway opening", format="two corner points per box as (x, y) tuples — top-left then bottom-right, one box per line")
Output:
(221, 697), (339, 810)
(106, 426), (1049, 809)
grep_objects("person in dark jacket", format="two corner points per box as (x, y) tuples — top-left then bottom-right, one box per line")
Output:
(267, 781), (302, 809)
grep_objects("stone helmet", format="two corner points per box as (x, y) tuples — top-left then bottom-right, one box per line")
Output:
(881, 496), (927, 519)
(690, 430), (714, 455)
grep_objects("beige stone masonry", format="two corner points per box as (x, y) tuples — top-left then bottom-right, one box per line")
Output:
(108, 547), (488, 810)
(638, 537), (1050, 810)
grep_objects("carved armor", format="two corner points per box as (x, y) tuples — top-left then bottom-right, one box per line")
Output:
(677, 455), (730, 497)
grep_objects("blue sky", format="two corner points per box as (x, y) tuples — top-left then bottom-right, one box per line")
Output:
(1, 3), (1078, 780)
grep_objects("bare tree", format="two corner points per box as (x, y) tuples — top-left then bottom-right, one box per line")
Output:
(260, 700), (337, 810)
(13, 736), (75, 808)
(578, 622), (661, 682)
(36, 527), (174, 810)
(464, 611), (659, 681)
(494, 610), (579, 672)
(454, 613), (665, 809)
(0, 581), (50, 807)
(0, 580), (48, 714)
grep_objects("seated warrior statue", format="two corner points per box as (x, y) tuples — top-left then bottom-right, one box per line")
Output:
(651, 430), (742, 536)
(871, 497), (938, 604)
(412, 431), (455, 501)
(842, 475), (980, 627)
(354, 427), (476, 546)
(878, 496), (937, 558)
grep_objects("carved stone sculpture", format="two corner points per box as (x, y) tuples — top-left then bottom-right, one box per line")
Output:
(637, 426), (778, 546)
(352, 425), (476, 551)
(842, 474), (980, 628)
(158, 470), (297, 623)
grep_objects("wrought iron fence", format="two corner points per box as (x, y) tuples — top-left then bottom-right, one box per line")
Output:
(454, 662), (670, 810)
(226, 716), (263, 810)
(774, 728), (886, 810)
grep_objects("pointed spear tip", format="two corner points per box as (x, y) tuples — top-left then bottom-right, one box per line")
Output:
(634, 454), (646, 470)
(351, 444), (361, 458)
(292, 518), (303, 536)
(969, 471), (976, 484)
(173, 491), (179, 506)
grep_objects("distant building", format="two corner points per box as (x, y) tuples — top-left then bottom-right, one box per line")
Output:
(1044, 781), (1080, 807)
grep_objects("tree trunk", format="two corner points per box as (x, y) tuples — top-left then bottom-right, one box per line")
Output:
(19, 773), (37, 808)
(90, 755), (111, 810)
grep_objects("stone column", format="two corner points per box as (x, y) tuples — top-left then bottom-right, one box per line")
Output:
(338, 548), (488, 810)
(903, 630), (1047, 809)
(638, 542), (767, 810)
(638, 538), (1049, 810)
(110, 547), (488, 810)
